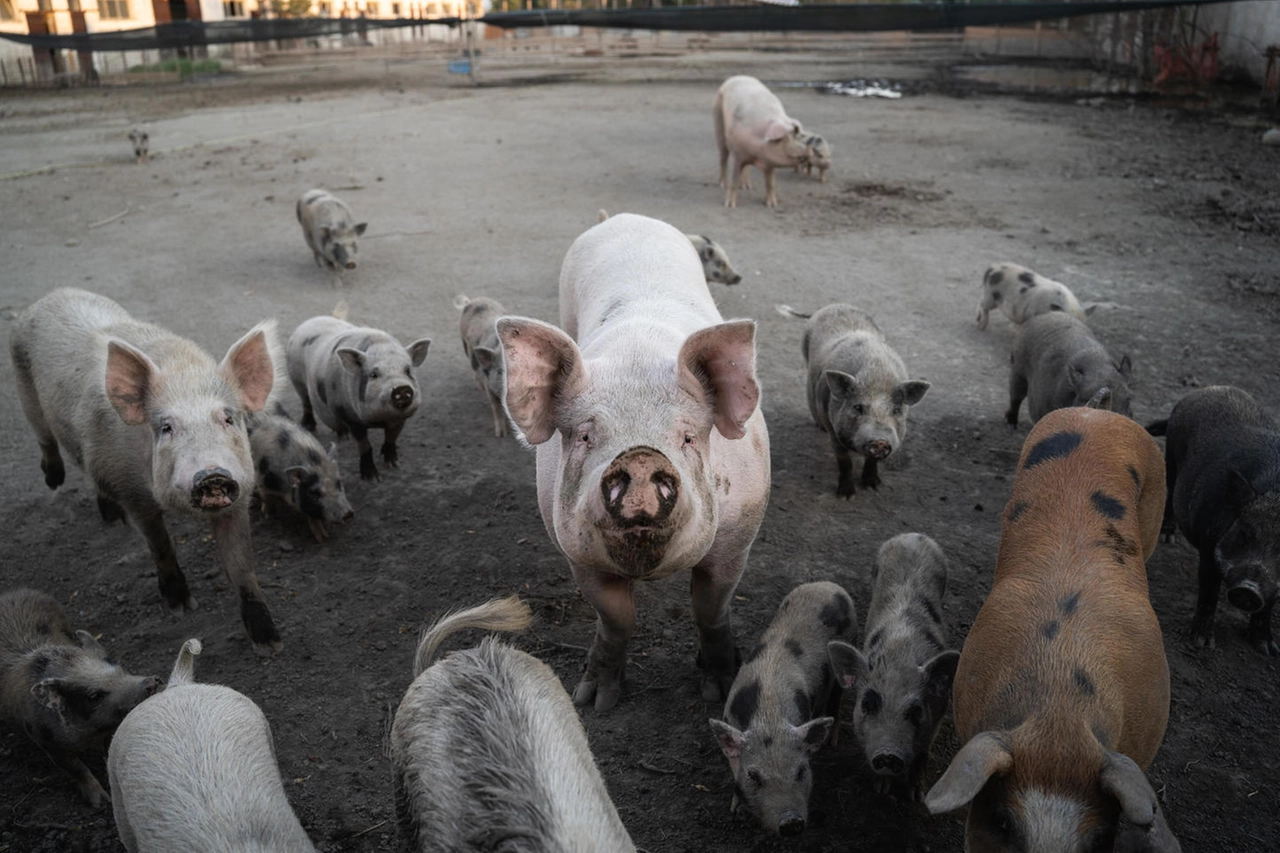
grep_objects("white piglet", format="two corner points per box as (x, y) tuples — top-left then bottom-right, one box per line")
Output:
(108, 639), (317, 853)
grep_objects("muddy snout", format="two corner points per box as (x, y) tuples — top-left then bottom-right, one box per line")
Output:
(190, 467), (239, 510)
(390, 385), (415, 411)
(601, 447), (680, 527)
(865, 440), (893, 460)
(777, 810), (805, 837)
(871, 750), (906, 776)
(1225, 565), (1274, 613)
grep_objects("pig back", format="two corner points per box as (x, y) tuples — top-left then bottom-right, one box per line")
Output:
(957, 408), (1169, 765)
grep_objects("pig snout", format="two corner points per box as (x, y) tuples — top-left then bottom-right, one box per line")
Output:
(143, 675), (163, 696)
(866, 440), (893, 460)
(190, 468), (239, 510)
(342, 508), (355, 521)
(601, 447), (680, 528)
(777, 811), (805, 837)
(871, 750), (906, 776)
(390, 385), (415, 411)
(1225, 568), (1272, 613)
(345, 261), (357, 270)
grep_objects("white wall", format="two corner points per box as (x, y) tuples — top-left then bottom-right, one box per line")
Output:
(1198, 0), (1280, 82)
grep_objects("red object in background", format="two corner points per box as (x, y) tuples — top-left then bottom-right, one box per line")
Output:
(1154, 30), (1220, 87)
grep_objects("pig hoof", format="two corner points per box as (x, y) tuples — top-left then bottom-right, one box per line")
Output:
(360, 457), (380, 482)
(1188, 625), (1214, 650)
(700, 676), (731, 703)
(860, 473), (881, 490)
(836, 481), (855, 499)
(41, 459), (65, 490)
(96, 496), (126, 525)
(381, 446), (399, 467)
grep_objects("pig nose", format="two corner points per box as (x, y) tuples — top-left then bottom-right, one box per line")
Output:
(777, 812), (805, 837)
(342, 508), (355, 522)
(727, 273), (742, 284)
(866, 440), (893, 460)
(345, 261), (356, 270)
(391, 385), (415, 410)
(871, 752), (906, 775)
(191, 468), (239, 511)
(1227, 579), (1265, 613)
(144, 676), (163, 696)
(601, 447), (680, 527)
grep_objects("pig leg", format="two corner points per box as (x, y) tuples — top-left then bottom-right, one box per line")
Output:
(96, 494), (126, 525)
(1245, 600), (1278, 656)
(135, 508), (196, 612)
(860, 455), (882, 490)
(570, 563), (635, 712)
(488, 390), (507, 438)
(351, 424), (378, 481)
(763, 166), (780, 208)
(714, 103), (729, 188)
(38, 745), (109, 808)
(381, 421), (404, 469)
(212, 506), (281, 653)
(691, 555), (743, 702)
(1005, 369), (1028, 428)
(726, 156), (750, 207)
(830, 433), (856, 499)
(1188, 543), (1219, 649)
(11, 351), (66, 490)
(297, 388), (317, 434)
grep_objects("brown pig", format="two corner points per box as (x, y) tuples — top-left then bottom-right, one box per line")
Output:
(10, 288), (284, 652)
(925, 407), (1181, 852)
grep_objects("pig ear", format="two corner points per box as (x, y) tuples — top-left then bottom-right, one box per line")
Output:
(793, 716), (834, 753)
(496, 317), (586, 446)
(823, 370), (860, 403)
(74, 630), (105, 654)
(1225, 470), (1257, 509)
(924, 731), (1013, 815)
(337, 348), (366, 375)
(764, 120), (790, 143)
(708, 718), (746, 759)
(30, 679), (68, 713)
(1099, 751), (1160, 829)
(894, 380), (930, 407)
(1066, 363), (1085, 393)
(677, 320), (760, 440)
(221, 321), (281, 413)
(285, 466), (307, 486)
(921, 649), (961, 703)
(473, 346), (498, 372)
(405, 338), (431, 368)
(354, 222), (368, 237)
(1117, 354), (1133, 378)
(826, 640), (867, 690)
(105, 340), (159, 426)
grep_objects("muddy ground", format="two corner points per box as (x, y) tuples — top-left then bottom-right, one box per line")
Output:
(0, 37), (1277, 853)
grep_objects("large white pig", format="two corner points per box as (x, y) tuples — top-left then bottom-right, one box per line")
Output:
(714, 75), (814, 208)
(497, 213), (771, 712)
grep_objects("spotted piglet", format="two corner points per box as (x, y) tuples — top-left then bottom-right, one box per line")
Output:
(286, 315), (430, 481)
(246, 409), (353, 542)
(0, 588), (161, 807)
(296, 189), (367, 273)
(709, 581), (857, 837)
(453, 295), (508, 438)
(127, 129), (149, 163)
(827, 533), (959, 800)
(977, 263), (1091, 331)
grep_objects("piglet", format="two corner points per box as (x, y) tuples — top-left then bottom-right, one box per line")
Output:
(127, 129), (149, 163)
(795, 132), (832, 182)
(714, 75), (814, 207)
(0, 588), (161, 808)
(286, 314), (430, 481)
(246, 409), (353, 541)
(296, 189), (367, 273)
(453, 294), (509, 438)
(709, 581), (856, 837)
(1007, 311), (1132, 427)
(778, 303), (930, 498)
(977, 263), (1091, 331)
(1148, 386), (1280, 655)
(827, 533), (959, 800)
(108, 638), (317, 852)
(687, 234), (743, 285)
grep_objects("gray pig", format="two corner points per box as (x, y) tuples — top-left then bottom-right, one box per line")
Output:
(687, 234), (743, 285)
(709, 582), (856, 837)
(827, 533), (960, 800)
(1006, 311), (1132, 427)
(127, 129), (149, 163)
(296, 189), (367, 272)
(779, 303), (930, 498)
(11, 288), (285, 652)
(0, 588), (161, 808)
(108, 639), (317, 852)
(453, 294), (509, 438)
(1148, 386), (1280, 655)
(286, 315), (430, 481)
(391, 596), (637, 852)
(246, 409), (353, 542)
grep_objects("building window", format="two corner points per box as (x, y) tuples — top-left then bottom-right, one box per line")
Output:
(426, 2), (436, 14)
(364, 1), (377, 13)
(222, 0), (244, 14)
(317, 0), (330, 13)
(0, 0), (14, 20)
(100, 0), (130, 18)
(391, 1), (399, 14)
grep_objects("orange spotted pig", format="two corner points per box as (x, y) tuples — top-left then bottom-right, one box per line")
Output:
(925, 407), (1181, 853)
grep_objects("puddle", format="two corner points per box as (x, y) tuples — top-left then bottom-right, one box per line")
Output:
(954, 64), (1144, 95)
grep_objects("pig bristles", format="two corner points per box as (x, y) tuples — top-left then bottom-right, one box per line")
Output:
(331, 300), (350, 322)
(412, 596), (532, 678)
(167, 638), (203, 687)
(775, 304), (812, 319)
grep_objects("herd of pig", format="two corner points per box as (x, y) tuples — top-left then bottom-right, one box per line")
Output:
(1, 74), (1276, 853)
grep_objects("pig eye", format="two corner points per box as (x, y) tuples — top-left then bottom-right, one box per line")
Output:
(683, 433), (696, 447)
(159, 420), (174, 436)
(795, 765), (807, 782)
(852, 403), (866, 415)
(369, 369), (381, 380)
(86, 689), (107, 705)
(891, 405), (903, 416)
(746, 769), (764, 788)
(860, 689), (882, 716)
(904, 702), (923, 726)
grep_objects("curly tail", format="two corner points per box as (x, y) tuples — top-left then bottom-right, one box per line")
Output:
(775, 304), (812, 319)
(453, 294), (472, 311)
(413, 596), (532, 678)
(166, 638), (202, 688)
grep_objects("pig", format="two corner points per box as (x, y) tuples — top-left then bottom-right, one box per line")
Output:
(391, 596), (637, 852)
(1006, 311), (1133, 428)
(794, 132), (832, 182)
(497, 213), (770, 711)
(108, 638), (317, 852)
(977, 263), (1091, 331)
(687, 234), (743, 285)
(827, 533), (959, 800)
(295, 189), (367, 272)
(925, 407), (1182, 853)
(0, 588), (161, 808)
(1146, 386), (1280, 655)
(127, 129), (149, 163)
(245, 409), (354, 542)
(10, 288), (284, 652)
(453, 294), (509, 438)
(708, 581), (855, 837)
(286, 315), (431, 481)
(714, 74), (814, 208)
(778, 303), (930, 499)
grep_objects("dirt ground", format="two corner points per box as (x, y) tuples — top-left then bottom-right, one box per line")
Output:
(0, 37), (1277, 853)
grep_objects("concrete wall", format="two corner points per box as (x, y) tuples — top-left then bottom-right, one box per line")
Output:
(1199, 0), (1280, 82)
